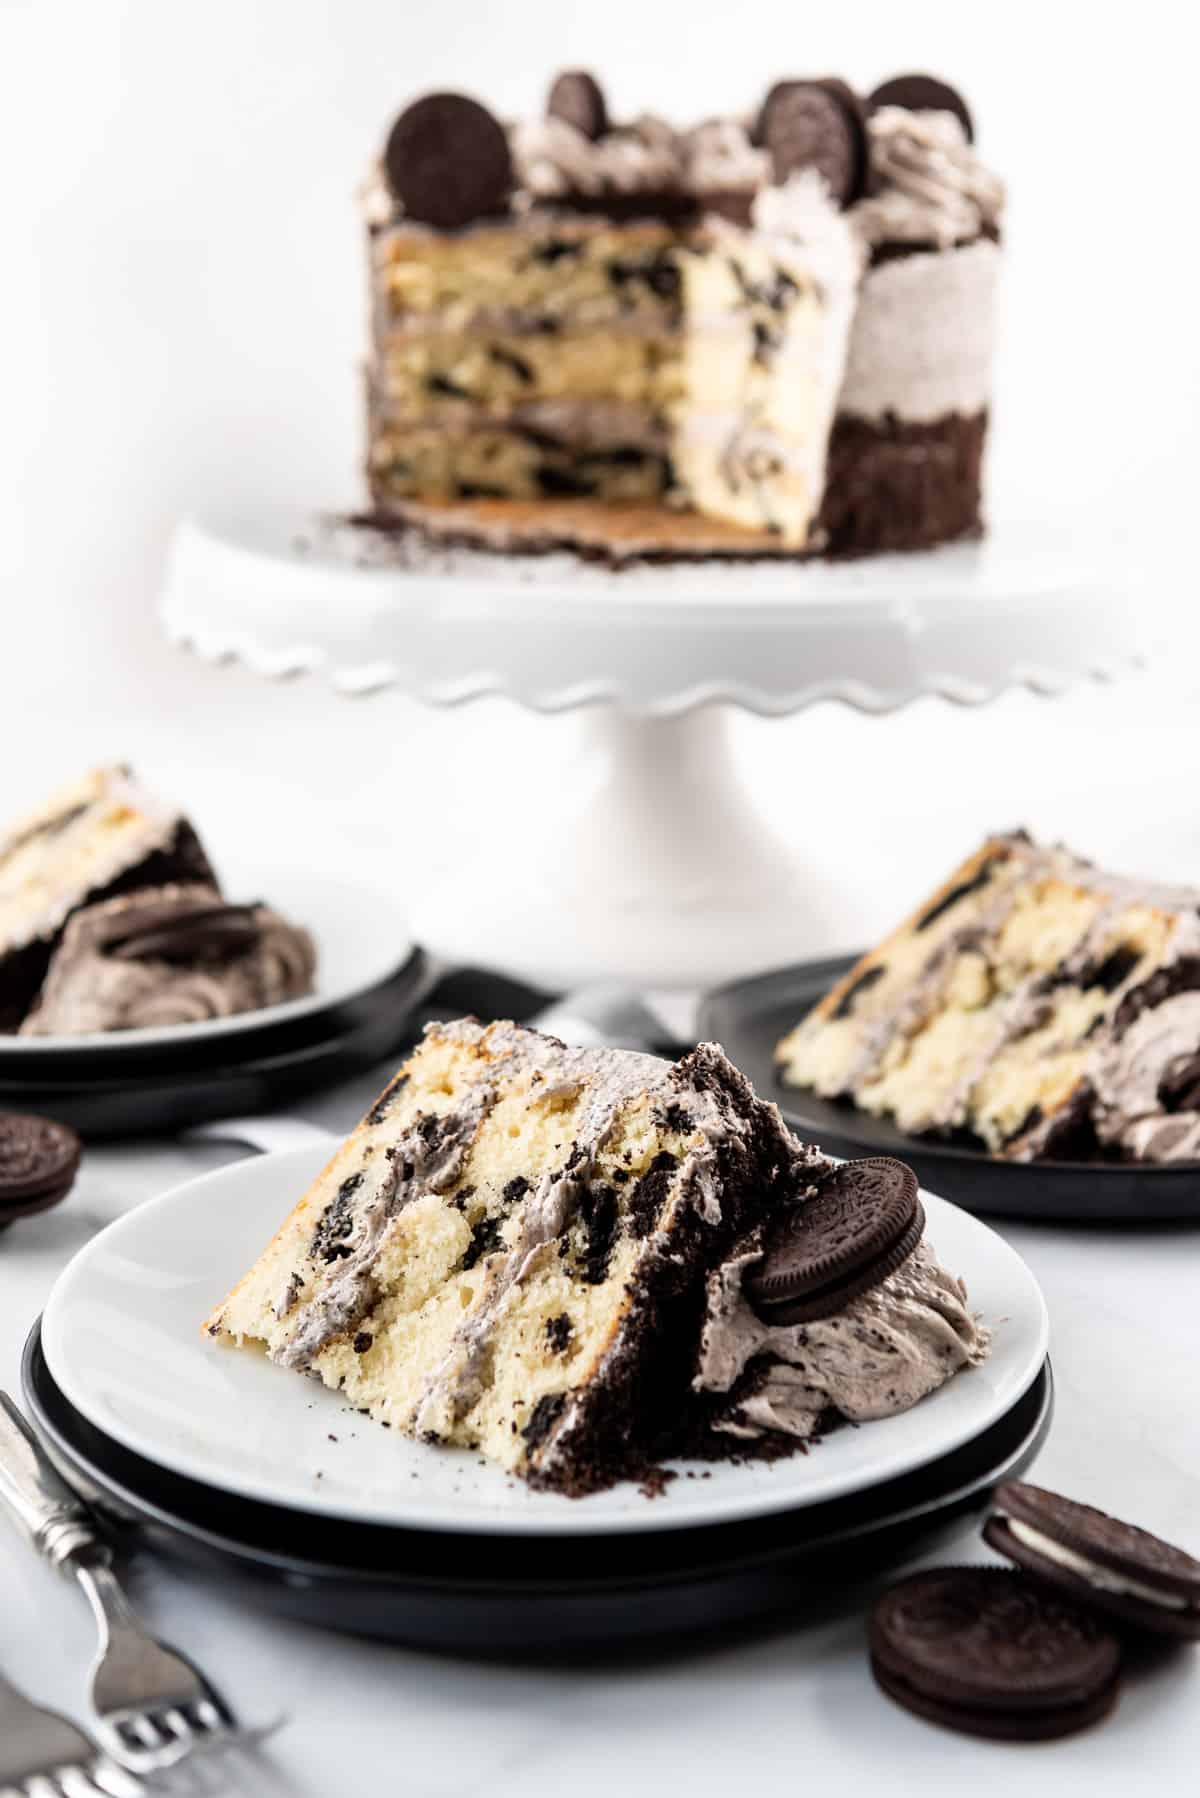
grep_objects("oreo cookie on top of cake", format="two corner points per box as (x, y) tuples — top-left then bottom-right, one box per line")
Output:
(363, 67), (1003, 561)
(206, 1021), (987, 1495)
(0, 767), (316, 1036)
(777, 832), (1200, 1163)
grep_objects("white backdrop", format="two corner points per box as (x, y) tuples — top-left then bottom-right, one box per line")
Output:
(1, 0), (1198, 962)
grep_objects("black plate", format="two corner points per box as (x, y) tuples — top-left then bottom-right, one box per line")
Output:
(0, 954), (430, 1137)
(23, 1323), (1051, 1657)
(700, 956), (1200, 1223)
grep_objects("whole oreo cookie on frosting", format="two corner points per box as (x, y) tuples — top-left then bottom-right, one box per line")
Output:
(745, 1155), (924, 1323)
(760, 78), (868, 206)
(0, 1112), (82, 1231)
(868, 73), (974, 143)
(384, 92), (513, 229)
(985, 1482), (1200, 1641)
(547, 70), (609, 141)
(871, 1567), (1122, 1741)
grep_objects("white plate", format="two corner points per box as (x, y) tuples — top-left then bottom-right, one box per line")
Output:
(2, 871), (412, 1054)
(42, 1146), (1048, 1538)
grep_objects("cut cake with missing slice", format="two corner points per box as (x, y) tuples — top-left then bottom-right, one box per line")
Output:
(206, 1019), (826, 1494)
(776, 832), (1200, 1162)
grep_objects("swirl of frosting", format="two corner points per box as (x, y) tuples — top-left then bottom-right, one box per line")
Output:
(852, 106), (1005, 249)
(511, 113), (684, 199)
(681, 119), (770, 195)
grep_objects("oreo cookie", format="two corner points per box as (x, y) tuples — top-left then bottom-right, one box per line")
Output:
(870, 1568), (1122, 1741)
(103, 901), (262, 965)
(0, 1112), (82, 1232)
(868, 74), (974, 143)
(985, 1482), (1200, 1641)
(760, 79), (867, 206)
(547, 70), (609, 141)
(384, 93), (513, 230)
(746, 1156), (923, 1323)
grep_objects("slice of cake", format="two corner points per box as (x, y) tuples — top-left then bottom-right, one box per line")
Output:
(777, 833), (1200, 1163)
(0, 767), (215, 1031)
(362, 67), (1003, 560)
(20, 884), (316, 1036)
(206, 1020), (988, 1494)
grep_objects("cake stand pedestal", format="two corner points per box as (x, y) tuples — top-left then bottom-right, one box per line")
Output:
(162, 510), (1154, 988)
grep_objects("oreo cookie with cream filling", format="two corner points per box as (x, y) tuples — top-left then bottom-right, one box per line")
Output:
(870, 1567), (1122, 1741)
(745, 1155), (923, 1323)
(0, 1113), (82, 1231)
(985, 1481), (1200, 1640)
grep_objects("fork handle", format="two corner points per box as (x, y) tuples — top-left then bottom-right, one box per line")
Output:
(0, 1393), (105, 1569)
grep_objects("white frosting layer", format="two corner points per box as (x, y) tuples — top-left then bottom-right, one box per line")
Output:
(837, 237), (1000, 423)
(1000, 1515), (1190, 1611)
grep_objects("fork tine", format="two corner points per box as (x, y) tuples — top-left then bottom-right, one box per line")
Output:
(186, 1700), (224, 1734)
(54, 1772), (104, 1798)
(87, 1764), (142, 1798)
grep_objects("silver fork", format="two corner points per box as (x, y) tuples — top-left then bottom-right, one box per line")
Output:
(0, 1666), (142, 1798)
(0, 1395), (244, 1778)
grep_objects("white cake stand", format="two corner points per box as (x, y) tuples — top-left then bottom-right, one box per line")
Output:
(162, 510), (1153, 988)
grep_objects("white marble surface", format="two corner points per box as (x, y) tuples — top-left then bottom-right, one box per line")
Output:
(0, 1055), (1197, 1797)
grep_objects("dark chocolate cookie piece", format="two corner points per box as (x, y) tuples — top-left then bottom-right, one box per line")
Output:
(871, 1567), (1122, 1741)
(384, 93), (513, 229)
(0, 1112), (82, 1223)
(746, 1156), (921, 1322)
(985, 1482), (1200, 1640)
(761, 79), (867, 205)
(547, 70), (609, 141)
(868, 73), (974, 143)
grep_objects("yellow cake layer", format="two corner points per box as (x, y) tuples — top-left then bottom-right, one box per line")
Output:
(374, 221), (683, 328)
(375, 327), (682, 421)
(368, 423), (670, 504)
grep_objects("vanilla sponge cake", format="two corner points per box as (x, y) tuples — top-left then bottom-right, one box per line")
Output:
(207, 1020), (825, 1494)
(777, 833), (1200, 1162)
(0, 766), (215, 1031)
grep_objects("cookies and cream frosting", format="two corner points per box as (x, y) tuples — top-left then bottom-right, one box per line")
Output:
(20, 883), (316, 1036)
(695, 1236), (988, 1441)
(851, 107), (1005, 251)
